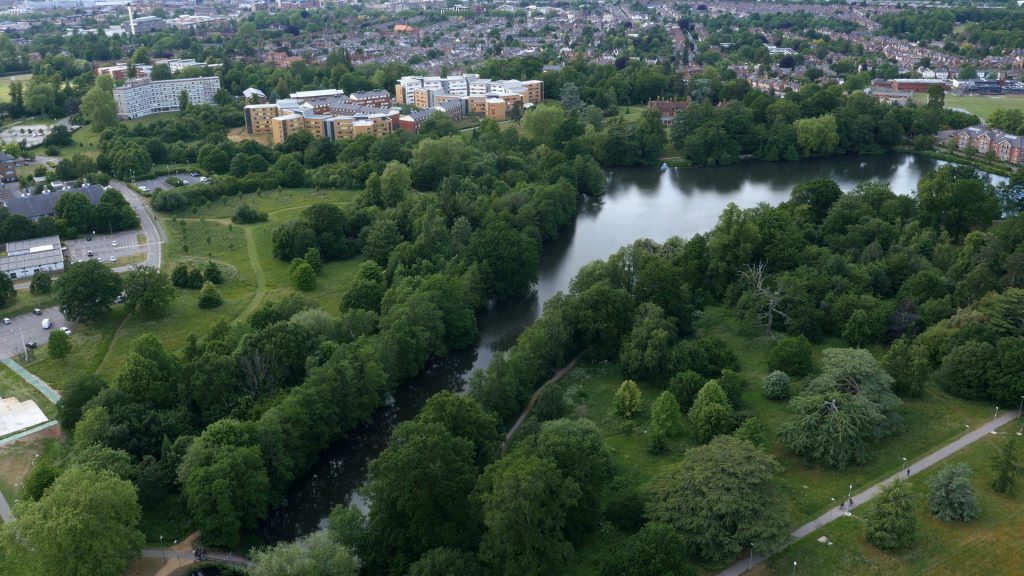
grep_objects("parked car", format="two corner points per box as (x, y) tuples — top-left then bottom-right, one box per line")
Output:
(42, 318), (51, 329)
(60, 326), (71, 335)
(32, 308), (42, 316)
(87, 251), (93, 257)
(139, 185), (150, 193)
(112, 240), (118, 246)
(109, 256), (117, 263)
(86, 236), (92, 241)
(25, 341), (37, 349)
(2, 318), (9, 325)
(191, 172), (200, 177)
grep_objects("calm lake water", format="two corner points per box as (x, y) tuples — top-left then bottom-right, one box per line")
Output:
(260, 152), (1006, 542)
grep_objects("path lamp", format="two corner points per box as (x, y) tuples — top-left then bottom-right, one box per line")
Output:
(830, 497), (836, 521)
(1018, 396), (1024, 417)
(992, 407), (1000, 434)
(159, 535), (164, 559)
(847, 484), (853, 501)
(749, 543), (754, 570)
(902, 457), (908, 475)
(793, 560), (798, 576)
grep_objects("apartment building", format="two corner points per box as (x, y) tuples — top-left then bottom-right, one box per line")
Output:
(0, 152), (17, 183)
(249, 98), (397, 144)
(956, 126), (1024, 164)
(395, 74), (544, 107)
(113, 76), (221, 119)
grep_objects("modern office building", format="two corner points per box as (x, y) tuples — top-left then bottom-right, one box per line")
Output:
(113, 76), (221, 119)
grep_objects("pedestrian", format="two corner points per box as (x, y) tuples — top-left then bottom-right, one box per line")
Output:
(907, 469), (911, 477)
(849, 498), (854, 507)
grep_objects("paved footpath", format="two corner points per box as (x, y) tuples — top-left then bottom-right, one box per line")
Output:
(718, 411), (1021, 576)
(1, 357), (60, 404)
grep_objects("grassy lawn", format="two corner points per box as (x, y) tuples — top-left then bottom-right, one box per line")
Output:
(757, 420), (1024, 576)
(0, 74), (31, 104)
(0, 288), (57, 320)
(563, 307), (999, 574)
(912, 93), (1024, 120)
(14, 188), (363, 389)
(0, 363), (57, 421)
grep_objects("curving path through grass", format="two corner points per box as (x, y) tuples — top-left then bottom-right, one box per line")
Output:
(718, 410), (1022, 576)
(238, 226), (268, 320)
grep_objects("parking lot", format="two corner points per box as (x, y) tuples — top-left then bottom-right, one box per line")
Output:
(0, 306), (73, 359)
(132, 172), (203, 195)
(65, 229), (149, 266)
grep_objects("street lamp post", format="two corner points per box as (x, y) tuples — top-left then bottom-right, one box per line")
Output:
(830, 497), (836, 520)
(159, 535), (164, 560)
(749, 543), (754, 570)
(902, 457), (908, 476)
(793, 560), (798, 576)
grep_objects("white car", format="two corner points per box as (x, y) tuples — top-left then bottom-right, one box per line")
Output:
(139, 185), (150, 193)
(60, 327), (71, 335)
(2, 318), (9, 325)
(110, 256), (117, 263)
(112, 240), (118, 247)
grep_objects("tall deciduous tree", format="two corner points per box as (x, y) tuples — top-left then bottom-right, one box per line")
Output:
(363, 421), (481, 575)
(48, 329), (71, 359)
(249, 531), (358, 576)
(927, 463), (979, 522)
(81, 82), (118, 132)
(620, 303), (677, 382)
(866, 479), (918, 551)
(916, 165), (1001, 239)
(599, 522), (695, 576)
(123, 266), (175, 317)
(56, 260), (123, 322)
(615, 379), (643, 418)
(649, 391), (682, 453)
(474, 453), (580, 576)
(646, 435), (788, 567)
(0, 467), (144, 576)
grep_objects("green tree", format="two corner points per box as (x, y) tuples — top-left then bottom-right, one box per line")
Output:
(203, 260), (224, 284)
(0, 467), (144, 576)
(794, 113), (839, 157)
(688, 380), (734, 443)
(303, 247), (322, 273)
(55, 260), (123, 322)
(939, 341), (995, 400)
(469, 220), (540, 300)
(927, 463), (979, 522)
(866, 479), (918, 551)
(418, 391), (502, 468)
(767, 335), (813, 377)
(881, 336), (928, 397)
(0, 272), (15, 308)
(615, 379), (643, 418)
(521, 103), (566, 148)
(649, 391), (682, 453)
(81, 82), (118, 132)
(340, 261), (386, 313)
(178, 89), (190, 111)
(48, 330), (71, 360)
(171, 262), (190, 287)
(991, 435), (1018, 496)
(646, 435), (788, 567)
(56, 374), (106, 430)
(74, 406), (111, 447)
(29, 271), (52, 295)
(249, 531), (358, 576)
(363, 421), (480, 574)
(667, 370), (705, 410)
(842, 309), (874, 346)
(379, 160), (412, 207)
(599, 522), (695, 576)
(198, 281), (223, 308)
(291, 259), (317, 291)
(761, 370), (790, 400)
(474, 453), (580, 576)
(927, 84), (945, 109)
(122, 266), (175, 317)
(408, 547), (484, 576)
(53, 192), (94, 234)
(25, 80), (56, 116)
(789, 178), (842, 223)
(916, 165), (1001, 239)
(620, 302), (677, 382)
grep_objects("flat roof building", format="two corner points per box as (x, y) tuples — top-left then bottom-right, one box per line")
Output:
(0, 235), (64, 279)
(113, 76), (221, 119)
(2, 185), (105, 221)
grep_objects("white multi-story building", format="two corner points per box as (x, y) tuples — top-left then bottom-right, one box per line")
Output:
(395, 74), (543, 107)
(113, 76), (221, 119)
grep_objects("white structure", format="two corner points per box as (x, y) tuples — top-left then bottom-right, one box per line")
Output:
(0, 235), (64, 280)
(113, 76), (221, 119)
(0, 397), (48, 437)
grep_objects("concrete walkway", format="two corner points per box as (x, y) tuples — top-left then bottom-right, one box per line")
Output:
(0, 357), (60, 404)
(718, 411), (1021, 576)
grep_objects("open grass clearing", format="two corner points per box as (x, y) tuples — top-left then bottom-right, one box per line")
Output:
(757, 420), (1024, 576)
(912, 93), (1024, 120)
(184, 187), (357, 220)
(0, 74), (31, 104)
(16, 308), (126, 387)
(562, 307), (998, 574)
(0, 362), (57, 421)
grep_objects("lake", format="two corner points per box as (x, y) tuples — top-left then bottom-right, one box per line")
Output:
(259, 152), (1006, 542)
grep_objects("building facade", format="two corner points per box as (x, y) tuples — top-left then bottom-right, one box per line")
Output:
(955, 126), (1024, 164)
(395, 74), (543, 107)
(113, 76), (221, 119)
(0, 153), (16, 183)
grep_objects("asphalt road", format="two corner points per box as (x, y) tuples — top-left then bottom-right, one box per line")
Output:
(0, 306), (73, 359)
(131, 172), (199, 195)
(108, 181), (164, 271)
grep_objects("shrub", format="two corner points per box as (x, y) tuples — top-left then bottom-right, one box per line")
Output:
(291, 260), (316, 291)
(232, 203), (266, 224)
(716, 368), (747, 407)
(762, 370), (790, 400)
(767, 335), (813, 377)
(203, 261), (224, 284)
(614, 380), (642, 418)
(49, 330), (72, 359)
(667, 370), (704, 410)
(198, 281), (222, 308)
(171, 262), (190, 288)
(152, 190), (188, 212)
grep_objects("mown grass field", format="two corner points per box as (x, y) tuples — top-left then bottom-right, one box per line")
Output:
(913, 93), (1024, 120)
(757, 420), (1024, 576)
(17, 188), (362, 388)
(563, 307), (998, 575)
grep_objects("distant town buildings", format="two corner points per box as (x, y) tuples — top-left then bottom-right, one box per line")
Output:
(394, 75), (544, 110)
(112, 76), (221, 119)
(0, 152), (17, 183)
(245, 91), (398, 145)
